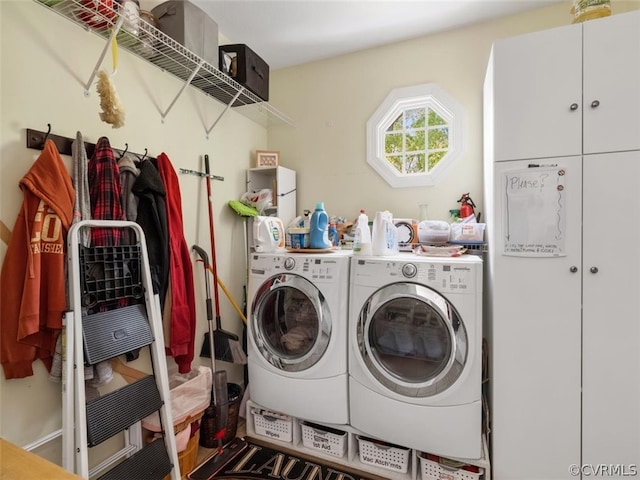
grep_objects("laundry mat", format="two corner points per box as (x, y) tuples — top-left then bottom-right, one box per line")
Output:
(188, 436), (389, 480)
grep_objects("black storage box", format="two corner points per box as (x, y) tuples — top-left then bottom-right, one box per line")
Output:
(219, 44), (269, 101)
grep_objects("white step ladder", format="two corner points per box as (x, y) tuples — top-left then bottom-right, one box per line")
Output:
(64, 220), (180, 479)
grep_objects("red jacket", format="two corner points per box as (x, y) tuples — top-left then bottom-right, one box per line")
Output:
(156, 153), (196, 374)
(1, 140), (75, 379)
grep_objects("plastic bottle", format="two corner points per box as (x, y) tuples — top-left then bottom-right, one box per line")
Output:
(328, 223), (339, 247)
(352, 210), (372, 255)
(372, 211), (399, 256)
(309, 202), (331, 249)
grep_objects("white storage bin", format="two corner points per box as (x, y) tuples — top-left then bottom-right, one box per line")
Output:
(418, 220), (451, 245)
(357, 435), (410, 474)
(301, 422), (347, 458)
(142, 365), (211, 432)
(449, 222), (486, 244)
(251, 407), (293, 443)
(419, 452), (482, 480)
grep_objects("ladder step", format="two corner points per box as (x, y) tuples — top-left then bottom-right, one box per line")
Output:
(96, 438), (173, 480)
(79, 244), (144, 309)
(83, 304), (154, 365)
(87, 375), (163, 447)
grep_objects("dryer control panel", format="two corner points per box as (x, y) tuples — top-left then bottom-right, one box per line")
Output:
(352, 256), (481, 294)
(250, 253), (350, 284)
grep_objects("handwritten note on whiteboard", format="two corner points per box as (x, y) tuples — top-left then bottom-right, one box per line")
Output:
(503, 166), (566, 257)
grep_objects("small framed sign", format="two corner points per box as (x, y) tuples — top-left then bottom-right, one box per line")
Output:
(255, 150), (279, 168)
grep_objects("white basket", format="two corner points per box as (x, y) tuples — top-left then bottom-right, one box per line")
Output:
(357, 436), (410, 474)
(419, 453), (482, 480)
(252, 408), (293, 443)
(301, 422), (347, 458)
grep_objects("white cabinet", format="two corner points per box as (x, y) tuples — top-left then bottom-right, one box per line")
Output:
(484, 11), (640, 480)
(581, 151), (640, 468)
(490, 11), (640, 162)
(246, 166), (297, 227)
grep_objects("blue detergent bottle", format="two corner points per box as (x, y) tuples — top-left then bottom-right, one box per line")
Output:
(309, 202), (331, 249)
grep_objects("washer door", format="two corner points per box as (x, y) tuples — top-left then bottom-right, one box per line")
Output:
(251, 274), (331, 372)
(356, 282), (467, 397)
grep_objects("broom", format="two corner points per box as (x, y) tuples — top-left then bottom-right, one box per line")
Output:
(199, 153), (246, 364)
(192, 245), (246, 364)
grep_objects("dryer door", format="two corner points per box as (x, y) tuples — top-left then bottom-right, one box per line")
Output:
(251, 273), (331, 372)
(356, 282), (467, 397)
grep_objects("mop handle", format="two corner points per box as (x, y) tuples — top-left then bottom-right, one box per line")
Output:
(204, 155), (222, 318)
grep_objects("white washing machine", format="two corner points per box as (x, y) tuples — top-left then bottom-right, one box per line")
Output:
(248, 250), (352, 424)
(349, 253), (483, 459)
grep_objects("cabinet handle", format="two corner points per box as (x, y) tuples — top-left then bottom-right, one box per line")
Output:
(570, 103), (579, 111)
(590, 266), (599, 274)
(570, 266), (578, 273)
(591, 100), (600, 108)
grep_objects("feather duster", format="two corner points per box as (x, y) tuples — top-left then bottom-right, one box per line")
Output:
(96, 69), (125, 128)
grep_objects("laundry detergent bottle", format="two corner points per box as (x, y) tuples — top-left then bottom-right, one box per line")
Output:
(309, 202), (332, 249)
(372, 211), (399, 256)
(352, 209), (372, 255)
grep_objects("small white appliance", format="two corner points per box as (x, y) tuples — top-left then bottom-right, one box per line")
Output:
(349, 253), (483, 459)
(248, 250), (352, 424)
(253, 216), (285, 252)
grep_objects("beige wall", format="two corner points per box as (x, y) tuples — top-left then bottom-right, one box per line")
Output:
(1, 0), (638, 468)
(268, 1), (639, 223)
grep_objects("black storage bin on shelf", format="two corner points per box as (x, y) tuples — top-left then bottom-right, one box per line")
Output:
(219, 44), (269, 101)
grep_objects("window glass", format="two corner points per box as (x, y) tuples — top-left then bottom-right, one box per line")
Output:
(366, 84), (465, 187)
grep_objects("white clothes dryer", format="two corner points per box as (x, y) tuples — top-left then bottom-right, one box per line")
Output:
(349, 253), (483, 459)
(248, 250), (352, 425)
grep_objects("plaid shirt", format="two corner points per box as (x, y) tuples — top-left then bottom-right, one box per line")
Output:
(88, 137), (125, 247)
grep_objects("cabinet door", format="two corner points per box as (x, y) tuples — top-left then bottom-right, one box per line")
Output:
(490, 157), (582, 479)
(583, 11), (640, 154)
(491, 24), (582, 162)
(275, 166), (296, 227)
(582, 151), (640, 467)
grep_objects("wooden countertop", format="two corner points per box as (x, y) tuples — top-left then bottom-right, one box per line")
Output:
(0, 438), (82, 479)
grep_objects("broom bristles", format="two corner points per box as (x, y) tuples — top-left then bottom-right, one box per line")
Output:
(200, 331), (247, 365)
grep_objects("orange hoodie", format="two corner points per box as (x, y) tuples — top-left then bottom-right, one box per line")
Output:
(1, 140), (75, 379)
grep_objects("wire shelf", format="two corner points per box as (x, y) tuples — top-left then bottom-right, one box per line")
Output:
(33, 0), (294, 128)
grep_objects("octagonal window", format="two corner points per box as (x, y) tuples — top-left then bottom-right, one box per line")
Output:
(367, 83), (465, 188)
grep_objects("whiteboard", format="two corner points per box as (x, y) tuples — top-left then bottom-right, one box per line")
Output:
(502, 166), (567, 257)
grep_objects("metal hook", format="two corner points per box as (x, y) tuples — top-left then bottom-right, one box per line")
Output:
(138, 148), (148, 162)
(119, 143), (128, 159)
(43, 123), (52, 146)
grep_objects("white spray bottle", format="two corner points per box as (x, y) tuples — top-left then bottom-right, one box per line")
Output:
(352, 209), (372, 255)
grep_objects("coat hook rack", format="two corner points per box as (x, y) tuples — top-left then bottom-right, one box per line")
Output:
(26, 127), (154, 161)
